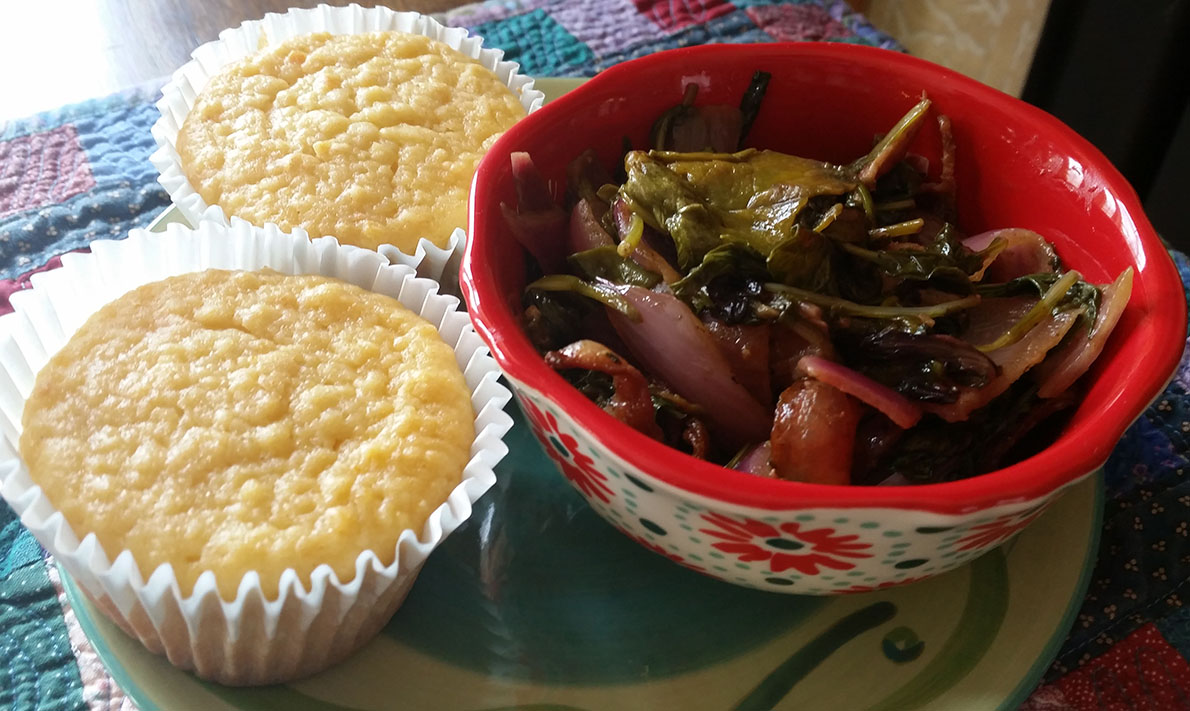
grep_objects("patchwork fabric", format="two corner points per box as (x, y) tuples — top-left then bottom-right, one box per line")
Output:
(0, 512), (86, 711)
(441, 0), (900, 78)
(632, 0), (737, 35)
(2, 1), (1185, 710)
(1022, 624), (1190, 710)
(473, 9), (597, 77)
(0, 125), (95, 219)
(746, 4), (853, 42)
(0, 87), (170, 280)
(1058, 624), (1190, 710)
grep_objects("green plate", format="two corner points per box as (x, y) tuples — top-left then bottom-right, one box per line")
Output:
(78, 75), (1097, 710)
(64, 398), (1100, 711)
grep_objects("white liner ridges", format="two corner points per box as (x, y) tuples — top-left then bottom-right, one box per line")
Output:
(149, 2), (546, 270)
(0, 220), (514, 685)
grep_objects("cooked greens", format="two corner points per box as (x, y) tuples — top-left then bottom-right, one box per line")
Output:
(500, 79), (1131, 485)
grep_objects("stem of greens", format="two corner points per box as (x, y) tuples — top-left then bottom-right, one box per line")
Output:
(596, 183), (620, 202)
(869, 218), (925, 239)
(527, 274), (641, 321)
(813, 203), (844, 233)
(976, 270), (1082, 352)
(738, 70), (772, 149)
(764, 282), (980, 320)
(652, 148), (759, 162)
(875, 198), (917, 211)
(617, 212), (645, 258)
(850, 96), (932, 184)
(855, 184), (876, 223)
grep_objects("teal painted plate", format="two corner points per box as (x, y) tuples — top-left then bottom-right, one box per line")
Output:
(63, 400), (1101, 711)
(80, 77), (1099, 710)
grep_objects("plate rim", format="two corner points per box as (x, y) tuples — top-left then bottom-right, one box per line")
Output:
(999, 470), (1103, 709)
(60, 471), (1105, 711)
(63, 72), (1101, 710)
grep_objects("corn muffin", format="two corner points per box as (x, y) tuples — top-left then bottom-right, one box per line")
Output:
(175, 31), (526, 253)
(19, 269), (476, 601)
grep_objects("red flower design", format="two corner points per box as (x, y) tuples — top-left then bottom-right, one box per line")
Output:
(955, 505), (1048, 552)
(699, 512), (872, 575)
(837, 575), (930, 594)
(521, 398), (614, 503)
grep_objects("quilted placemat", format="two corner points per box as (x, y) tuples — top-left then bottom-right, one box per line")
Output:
(2, 1), (1187, 710)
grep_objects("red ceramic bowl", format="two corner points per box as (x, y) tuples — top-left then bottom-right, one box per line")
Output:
(463, 43), (1185, 594)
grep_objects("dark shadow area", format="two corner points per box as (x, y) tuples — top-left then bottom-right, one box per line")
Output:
(1023, 0), (1190, 251)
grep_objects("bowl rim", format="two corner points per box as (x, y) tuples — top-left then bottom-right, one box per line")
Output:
(463, 41), (1187, 514)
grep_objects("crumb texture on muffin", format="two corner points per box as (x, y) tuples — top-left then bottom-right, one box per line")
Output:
(176, 31), (525, 252)
(19, 269), (475, 600)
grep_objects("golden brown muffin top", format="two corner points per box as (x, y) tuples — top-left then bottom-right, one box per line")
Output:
(20, 269), (475, 600)
(177, 31), (525, 253)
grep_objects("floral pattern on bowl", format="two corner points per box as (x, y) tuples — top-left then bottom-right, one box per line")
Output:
(514, 385), (1065, 594)
(463, 42), (1184, 595)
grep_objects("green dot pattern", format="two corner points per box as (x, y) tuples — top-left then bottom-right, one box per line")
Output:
(523, 409), (1008, 593)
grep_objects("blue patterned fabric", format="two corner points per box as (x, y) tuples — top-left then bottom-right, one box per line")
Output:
(0, 513), (86, 711)
(1045, 250), (1190, 679)
(0, 87), (170, 281)
(5, 1), (1188, 709)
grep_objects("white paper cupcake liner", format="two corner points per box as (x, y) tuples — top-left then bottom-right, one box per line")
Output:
(149, 2), (546, 270)
(0, 220), (514, 685)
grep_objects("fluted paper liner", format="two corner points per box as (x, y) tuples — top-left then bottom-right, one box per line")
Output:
(0, 220), (514, 685)
(150, 3), (545, 268)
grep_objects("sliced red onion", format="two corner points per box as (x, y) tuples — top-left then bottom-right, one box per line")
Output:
(1036, 268), (1134, 398)
(569, 198), (615, 253)
(702, 105), (744, 153)
(732, 441), (774, 477)
(668, 105), (742, 153)
(606, 285), (772, 448)
(964, 228), (1057, 282)
(797, 355), (922, 429)
(703, 316), (772, 406)
(511, 151), (558, 212)
(669, 111), (709, 153)
(926, 308), (1081, 422)
(504, 152), (569, 273)
(962, 296), (1036, 347)
(501, 202), (567, 275)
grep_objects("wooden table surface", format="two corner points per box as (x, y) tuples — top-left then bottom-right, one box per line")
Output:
(0, 0), (470, 121)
